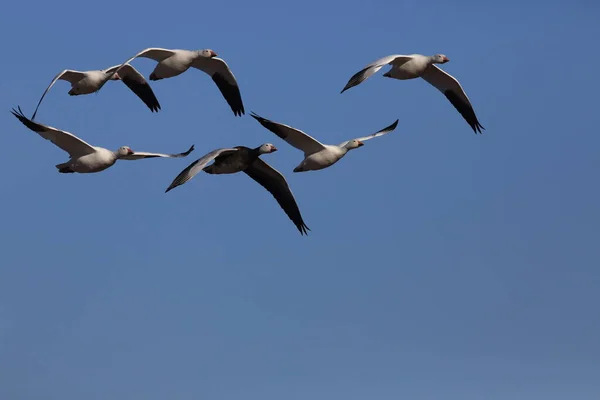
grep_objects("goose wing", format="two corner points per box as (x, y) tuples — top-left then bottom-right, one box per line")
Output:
(244, 158), (310, 235)
(250, 112), (326, 155)
(165, 148), (239, 192)
(338, 119), (399, 147)
(11, 106), (96, 158)
(191, 56), (244, 116)
(31, 69), (87, 119)
(421, 65), (484, 133)
(341, 55), (413, 93)
(105, 64), (161, 112)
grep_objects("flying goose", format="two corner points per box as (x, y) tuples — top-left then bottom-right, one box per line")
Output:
(165, 144), (309, 235)
(31, 64), (160, 120)
(11, 106), (193, 174)
(250, 112), (399, 173)
(120, 47), (244, 116)
(341, 54), (484, 134)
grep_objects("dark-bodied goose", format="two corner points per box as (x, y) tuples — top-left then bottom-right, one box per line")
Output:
(341, 54), (484, 134)
(32, 64), (160, 120)
(166, 143), (309, 235)
(11, 106), (193, 174)
(120, 47), (244, 116)
(250, 112), (398, 172)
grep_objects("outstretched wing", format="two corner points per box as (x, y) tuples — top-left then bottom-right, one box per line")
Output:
(244, 158), (310, 235)
(31, 69), (87, 120)
(191, 57), (245, 116)
(11, 106), (96, 158)
(121, 145), (195, 160)
(338, 119), (399, 147)
(121, 48), (177, 64)
(421, 65), (484, 134)
(250, 112), (325, 155)
(340, 55), (413, 93)
(105, 63), (161, 112)
(164, 148), (239, 193)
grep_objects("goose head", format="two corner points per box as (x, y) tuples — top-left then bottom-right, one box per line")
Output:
(431, 54), (450, 64)
(344, 139), (364, 150)
(116, 146), (134, 157)
(258, 143), (278, 154)
(197, 49), (218, 58)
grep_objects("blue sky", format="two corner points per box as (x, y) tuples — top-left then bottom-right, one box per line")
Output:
(1, 0), (599, 399)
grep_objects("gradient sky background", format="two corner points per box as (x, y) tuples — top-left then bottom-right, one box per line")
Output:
(1, 1), (599, 399)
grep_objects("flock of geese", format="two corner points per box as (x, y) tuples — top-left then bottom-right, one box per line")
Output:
(11, 47), (484, 235)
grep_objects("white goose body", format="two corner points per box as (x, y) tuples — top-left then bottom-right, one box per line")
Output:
(151, 50), (199, 79)
(297, 145), (348, 172)
(383, 54), (432, 80)
(69, 70), (111, 95)
(66, 147), (118, 173)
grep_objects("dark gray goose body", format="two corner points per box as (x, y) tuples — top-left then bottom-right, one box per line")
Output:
(166, 143), (310, 235)
(202, 146), (259, 175)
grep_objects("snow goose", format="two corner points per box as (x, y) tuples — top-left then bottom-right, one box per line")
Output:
(341, 54), (484, 134)
(31, 64), (160, 120)
(250, 112), (398, 173)
(165, 144), (310, 235)
(11, 106), (193, 174)
(121, 47), (244, 116)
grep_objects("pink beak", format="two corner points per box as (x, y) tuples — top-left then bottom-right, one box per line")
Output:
(127, 149), (134, 155)
(210, 50), (218, 58)
(443, 56), (450, 62)
(271, 146), (278, 152)
(357, 141), (364, 147)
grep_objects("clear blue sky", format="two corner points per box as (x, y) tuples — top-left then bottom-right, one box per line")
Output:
(1, 0), (599, 399)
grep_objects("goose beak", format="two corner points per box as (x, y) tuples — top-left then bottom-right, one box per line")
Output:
(443, 56), (450, 63)
(357, 141), (364, 147)
(210, 50), (218, 58)
(271, 146), (278, 152)
(127, 149), (134, 155)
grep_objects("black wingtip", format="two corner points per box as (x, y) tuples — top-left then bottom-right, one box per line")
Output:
(182, 145), (195, 156)
(165, 181), (179, 193)
(297, 222), (311, 236)
(473, 122), (485, 134)
(150, 102), (161, 113)
(11, 105), (26, 121)
(340, 83), (353, 94)
(304, 225), (311, 235)
(249, 111), (265, 122)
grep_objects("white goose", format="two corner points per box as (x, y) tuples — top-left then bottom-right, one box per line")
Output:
(120, 47), (244, 116)
(32, 64), (160, 120)
(11, 106), (193, 174)
(341, 54), (484, 134)
(250, 112), (398, 172)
